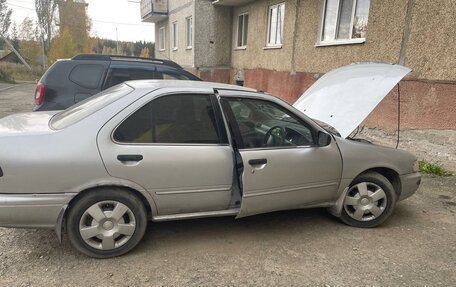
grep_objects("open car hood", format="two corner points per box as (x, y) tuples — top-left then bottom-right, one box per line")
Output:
(293, 63), (411, 138)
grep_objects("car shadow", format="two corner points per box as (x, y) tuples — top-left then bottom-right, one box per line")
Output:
(2, 203), (421, 261)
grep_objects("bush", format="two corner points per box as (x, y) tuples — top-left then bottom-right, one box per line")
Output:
(0, 67), (15, 83)
(0, 62), (43, 82)
(419, 160), (453, 176)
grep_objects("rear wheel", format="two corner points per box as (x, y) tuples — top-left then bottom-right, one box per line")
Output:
(67, 188), (147, 258)
(340, 172), (397, 228)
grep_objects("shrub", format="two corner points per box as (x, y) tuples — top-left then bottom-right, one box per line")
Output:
(0, 67), (15, 83)
(0, 62), (43, 82)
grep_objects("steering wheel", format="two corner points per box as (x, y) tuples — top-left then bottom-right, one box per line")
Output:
(263, 126), (287, 147)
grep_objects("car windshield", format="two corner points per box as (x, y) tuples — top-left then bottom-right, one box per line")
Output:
(50, 83), (134, 130)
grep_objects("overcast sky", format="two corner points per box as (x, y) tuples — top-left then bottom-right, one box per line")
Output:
(7, 0), (155, 42)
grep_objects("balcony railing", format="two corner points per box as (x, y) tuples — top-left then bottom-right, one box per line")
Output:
(141, 0), (168, 23)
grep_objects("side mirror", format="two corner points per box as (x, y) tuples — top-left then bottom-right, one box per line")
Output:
(317, 131), (331, 146)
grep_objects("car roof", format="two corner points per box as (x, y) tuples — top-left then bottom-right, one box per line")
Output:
(71, 54), (184, 70)
(125, 79), (259, 93)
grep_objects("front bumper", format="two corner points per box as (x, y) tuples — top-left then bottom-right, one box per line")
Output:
(399, 172), (421, 201)
(0, 193), (75, 228)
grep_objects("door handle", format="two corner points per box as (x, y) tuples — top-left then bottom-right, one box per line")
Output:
(248, 158), (267, 166)
(117, 154), (143, 162)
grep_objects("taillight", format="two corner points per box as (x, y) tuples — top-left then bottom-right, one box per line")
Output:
(34, 83), (46, 106)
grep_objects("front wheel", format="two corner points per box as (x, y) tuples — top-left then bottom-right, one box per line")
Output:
(340, 172), (397, 228)
(66, 188), (147, 258)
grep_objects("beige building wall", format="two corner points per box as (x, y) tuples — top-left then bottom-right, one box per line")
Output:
(403, 0), (456, 81)
(231, 0), (296, 72)
(293, 0), (407, 73)
(230, 0), (456, 82)
(194, 1), (232, 68)
(155, 0), (195, 68)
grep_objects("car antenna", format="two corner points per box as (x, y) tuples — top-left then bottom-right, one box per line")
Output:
(395, 83), (401, 149)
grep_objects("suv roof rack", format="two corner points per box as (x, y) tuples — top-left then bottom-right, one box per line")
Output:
(72, 54), (183, 70)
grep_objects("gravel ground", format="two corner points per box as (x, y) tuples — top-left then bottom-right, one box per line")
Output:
(0, 83), (455, 286)
(357, 127), (456, 173)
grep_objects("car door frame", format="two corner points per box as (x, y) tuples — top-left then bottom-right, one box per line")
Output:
(216, 89), (343, 218)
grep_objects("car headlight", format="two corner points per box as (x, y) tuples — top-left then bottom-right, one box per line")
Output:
(413, 160), (419, 172)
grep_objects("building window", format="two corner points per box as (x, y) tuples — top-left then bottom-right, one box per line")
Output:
(159, 26), (165, 51)
(319, 0), (371, 45)
(237, 13), (249, 48)
(186, 16), (192, 49)
(267, 3), (285, 47)
(171, 21), (178, 50)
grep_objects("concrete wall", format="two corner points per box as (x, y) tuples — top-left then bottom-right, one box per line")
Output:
(155, 0), (194, 67)
(231, 0), (296, 72)
(223, 0), (456, 130)
(151, 0), (456, 130)
(230, 0), (456, 81)
(403, 0), (456, 81)
(194, 0), (232, 68)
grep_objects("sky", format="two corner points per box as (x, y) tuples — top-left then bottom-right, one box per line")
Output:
(6, 0), (155, 42)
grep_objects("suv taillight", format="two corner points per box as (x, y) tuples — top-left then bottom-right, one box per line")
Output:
(35, 83), (46, 106)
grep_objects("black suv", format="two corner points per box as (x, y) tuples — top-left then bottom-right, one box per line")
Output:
(34, 54), (201, 111)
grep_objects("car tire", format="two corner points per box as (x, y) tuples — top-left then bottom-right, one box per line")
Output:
(66, 187), (147, 258)
(340, 172), (397, 228)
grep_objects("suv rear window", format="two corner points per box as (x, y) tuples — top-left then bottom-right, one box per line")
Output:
(50, 83), (133, 130)
(69, 64), (104, 89)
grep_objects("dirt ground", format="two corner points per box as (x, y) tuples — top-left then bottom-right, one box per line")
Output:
(0, 83), (455, 286)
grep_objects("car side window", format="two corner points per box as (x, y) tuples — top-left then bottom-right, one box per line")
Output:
(104, 67), (159, 88)
(222, 98), (315, 149)
(155, 71), (192, 80)
(114, 94), (223, 144)
(69, 64), (104, 89)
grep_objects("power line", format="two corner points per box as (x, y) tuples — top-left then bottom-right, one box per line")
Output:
(6, 2), (35, 10)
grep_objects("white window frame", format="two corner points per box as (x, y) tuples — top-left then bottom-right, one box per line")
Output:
(266, 2), (285, 48)
(158, 26), (165, 51)
(317, 0), (369, 47)
(171, 21), (178, 51)
(185, 16), (193, 49)
(236, 12), (249, 48)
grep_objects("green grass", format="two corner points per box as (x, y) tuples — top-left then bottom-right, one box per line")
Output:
(419, 160), (453, 176)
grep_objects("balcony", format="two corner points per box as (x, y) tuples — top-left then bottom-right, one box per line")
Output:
(212, 0), (255, 6)
(141, 0), (168, 23)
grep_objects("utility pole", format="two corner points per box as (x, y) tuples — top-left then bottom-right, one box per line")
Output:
(40, 36), (46, 70)
(116, 27), (119, 54)
(1, 36), (32, 71)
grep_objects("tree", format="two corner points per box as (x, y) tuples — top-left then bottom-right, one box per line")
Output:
(35, 0), (57, 56)
(19, 17), (37, 41)
(0, 0), (12, 38)
(139, 47), (149, 58)
(57, 0), (90, 53)
(0, 0), (12, 49)
(47, 28), (76, 64)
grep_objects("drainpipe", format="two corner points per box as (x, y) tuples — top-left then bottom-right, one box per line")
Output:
(290, 0), (301, 75)
(399, 0), (415, 65)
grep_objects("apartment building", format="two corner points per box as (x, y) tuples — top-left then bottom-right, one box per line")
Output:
(141, 0), (456, 130)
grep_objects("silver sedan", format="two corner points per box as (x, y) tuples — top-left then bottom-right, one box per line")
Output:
(0, 73), (421, 258)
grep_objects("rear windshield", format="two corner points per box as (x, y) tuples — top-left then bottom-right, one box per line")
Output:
(50, 83), (134, 130)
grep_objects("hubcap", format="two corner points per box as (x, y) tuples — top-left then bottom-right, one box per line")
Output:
(343, 182), (387, 222)
(79, 201), (136, 250)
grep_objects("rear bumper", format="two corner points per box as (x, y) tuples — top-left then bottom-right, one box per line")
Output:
(399, 172), (421, 201)
(0, 193), (75, 228)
